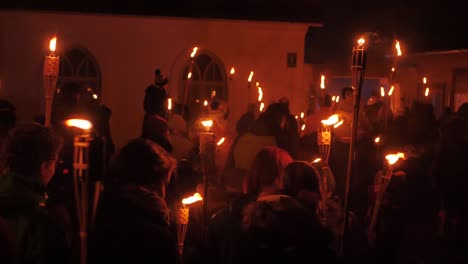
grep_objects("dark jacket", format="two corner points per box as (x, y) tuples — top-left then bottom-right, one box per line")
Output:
(89, 184), (180, 264)
(0, 173), (70, 264)
(144, 84), (168, 117)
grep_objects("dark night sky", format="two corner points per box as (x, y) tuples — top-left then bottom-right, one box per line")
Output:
(2, 0), (467, 56)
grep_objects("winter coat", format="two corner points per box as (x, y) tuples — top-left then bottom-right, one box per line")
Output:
(0, 173), (70, 264)
(89, 183), (179, 264)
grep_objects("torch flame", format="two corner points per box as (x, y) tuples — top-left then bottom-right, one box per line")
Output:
(259, 102), (265, 112)
(391, 67), (395, 72)
(187, 72), (192, 79)
(248, 71), (254, 82)
(168, 98), (172, 110)
(65, 119), (93, 130)
(385, 152), (405, 165)
(312, 158), (322, 163)
(374, 136), (381, 143)
(380, 86), (385, 97)
(425, 87), (430, 97)
(301, 124), (306, 131)
(230, 67), (235, 75)
(201, 120), (213, 129)
(203, 100), (208, 106)
(395, 40), (402, 56)
(423, 77), (427, 84)
(300, 112), (305, 119)
(49, 37), (57, 52)
(257, 87), (263, 102)
(357, 38), (366, 46)
(256, 82), (260, 87)
(320, 75), (325, 89)
(190, 47), (198, 58)
(333, 120), (344, 128)
(388, 85), (395, 96)
(217, 137), (225, 146)
(332, 96), (336, 102)
(295, 115), (298, 119)
(336, 96), (340, 102)
(182, 193), (203, 205)
(321, 114), (340, 126)
(92, 94), (98, 100)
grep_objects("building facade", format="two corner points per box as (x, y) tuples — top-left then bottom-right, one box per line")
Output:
(0, 10), (321, 147)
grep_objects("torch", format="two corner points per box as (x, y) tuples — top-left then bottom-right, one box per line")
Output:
(247, 71), (254, 111)
(182, 47), (198, 117)
(384, 40), (402, 134)
(368, 152), (406, 241)
(43, 36), (60, 127)
(340, 37), (368, 255)
(199, 119), (216, 224)
(177, 193), (203, 256)
(317, 114), (343, 225)
(65, 118), (93, 264)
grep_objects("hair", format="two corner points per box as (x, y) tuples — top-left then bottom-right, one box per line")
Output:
(0, 124), (63, 177)
(155, 69), (161, 76)
(241, 195), (317, 262)
(341, 87), (354, 100)
(243, 147), (293, 195)
(284, 161), (320, 196)
(108, 138), (176, 188)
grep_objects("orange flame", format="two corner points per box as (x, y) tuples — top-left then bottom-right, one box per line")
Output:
(301, 124), (306, 131)
(201, 120), (213, 129)
(388, 85), (395, 96)
(391, 67), (395, 72)
(257, 87), (263, 101)
(357, 37), (366, 46)
(49, 37), (57, 52)
(190, 47), (198, 58)
(248, 71), (254, 82)
(425, 87), (430, 97)
(336, 96), (340, 102)
(374, 136), (381, 143)
(187, 72), (192, 79)
(320, 75), (325, 89)
(217, 137), (225, 146)
(385, 152), (405, 165)
(182, 193), (203, 205)
(423, 77), (427, 84)
(380, 87), (385, 97)
(321, 114), (340, 126)
(312, 158), (322, 163)
(259, 102), (265, 112)
(65, 119), (93, 130)
(333, 120), (344, 128)
(256, 82), (260, 87)
(300, 112), (305, 119)
(395, 40), (402, 56)
(230, 67), (235, 75)
(168, 98), (172, 110)
(332, 96), (336, 102)
(203, 100), (208, 106)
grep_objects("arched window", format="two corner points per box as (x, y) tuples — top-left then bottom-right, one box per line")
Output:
(181, 52), (227, 122)
(57, 47), (101, 99)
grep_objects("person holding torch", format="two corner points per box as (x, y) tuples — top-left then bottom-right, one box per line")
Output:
(90, 139), (179, 264)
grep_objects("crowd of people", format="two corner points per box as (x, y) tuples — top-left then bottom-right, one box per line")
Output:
(0, 68), (467, 264)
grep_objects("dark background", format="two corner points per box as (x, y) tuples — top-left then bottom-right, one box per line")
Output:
(2, 0), (467, 63)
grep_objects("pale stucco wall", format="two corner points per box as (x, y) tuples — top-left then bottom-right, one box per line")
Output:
(0, 10), (317, 148)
